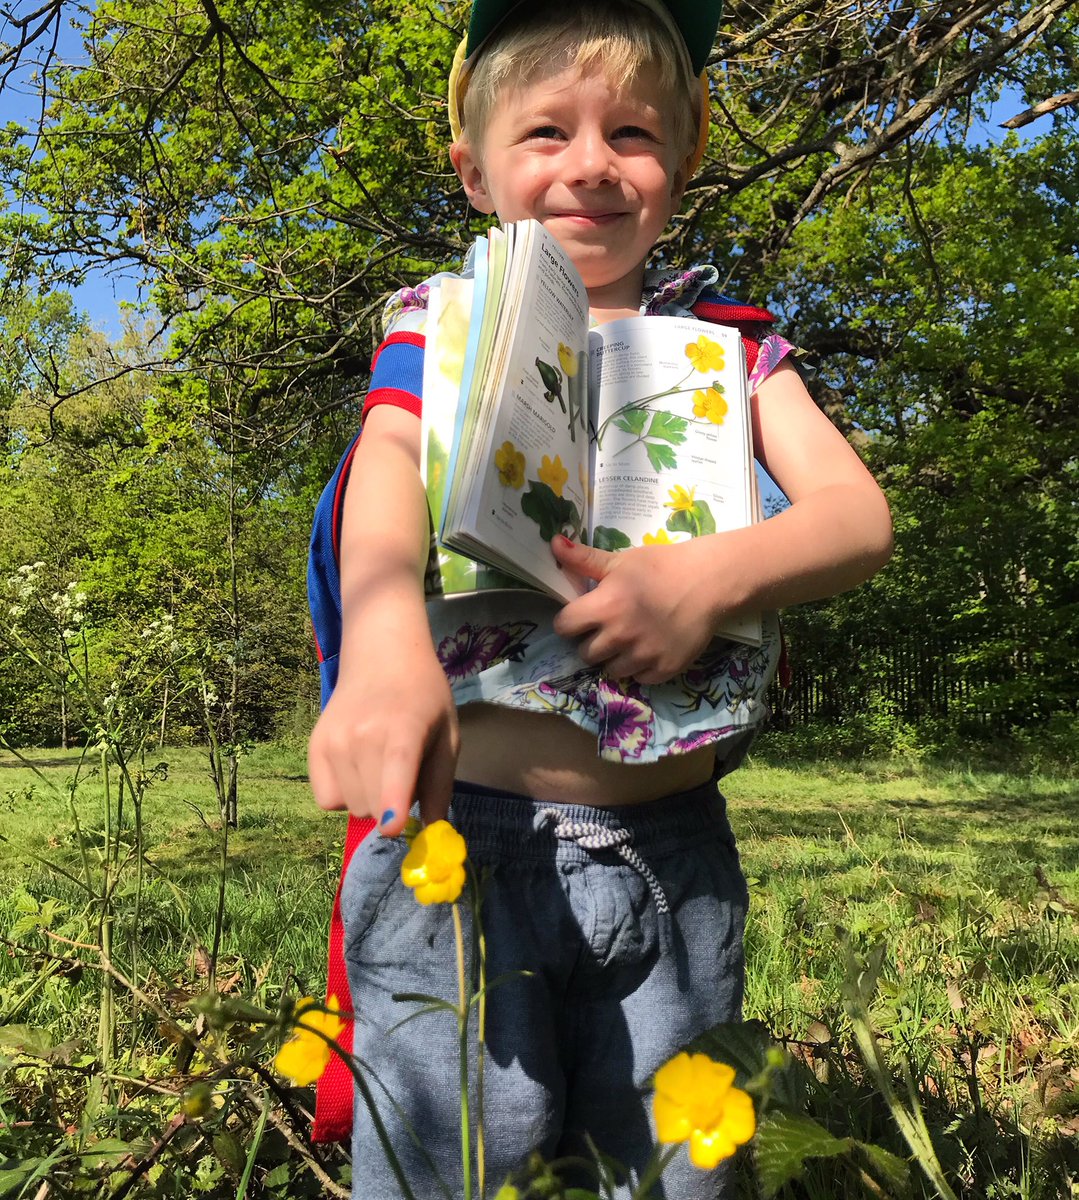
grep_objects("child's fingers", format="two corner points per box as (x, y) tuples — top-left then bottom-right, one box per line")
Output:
(307, 743), (348, 812)
(414, 723), (457, 830)
(377, 733), (424, 837)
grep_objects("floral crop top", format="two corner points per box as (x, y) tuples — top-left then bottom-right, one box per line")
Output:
(360, 260), (794, 770)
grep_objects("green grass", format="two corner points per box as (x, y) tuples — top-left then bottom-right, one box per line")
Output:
(2, 744), (1077, 1198)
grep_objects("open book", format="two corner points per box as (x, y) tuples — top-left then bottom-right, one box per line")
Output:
(421, 220), (762, 646)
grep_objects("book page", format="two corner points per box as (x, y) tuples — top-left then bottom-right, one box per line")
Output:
(588, 316), (761, 644)
(444, 222), (591, 601)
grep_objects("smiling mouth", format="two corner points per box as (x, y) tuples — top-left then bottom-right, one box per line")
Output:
(551, 212), (625, 225)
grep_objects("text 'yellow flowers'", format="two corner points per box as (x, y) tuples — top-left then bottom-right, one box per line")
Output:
(274, 995), (345, 1087)
(653, 1052), (756, 1169)
(494, 441), (526, 489)
(401, 819), (467, 905)
(684, 335), (725, 374)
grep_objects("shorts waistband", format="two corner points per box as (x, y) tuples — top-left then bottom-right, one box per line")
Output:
(447, 777), (733, 864)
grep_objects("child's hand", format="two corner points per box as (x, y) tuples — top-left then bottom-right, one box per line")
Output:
(307, 626), (460, 837)
(550, 535), (729, 685)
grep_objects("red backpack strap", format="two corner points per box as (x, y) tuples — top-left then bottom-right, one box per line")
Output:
(690, 296), (775, 377)
(312, 813), (376, 1143)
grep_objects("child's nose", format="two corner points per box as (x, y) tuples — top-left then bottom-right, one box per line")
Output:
(566, 130), (619, 187)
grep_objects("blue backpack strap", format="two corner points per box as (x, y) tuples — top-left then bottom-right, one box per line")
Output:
(307, 332), (426, 708)
(307, 433), (361, 707)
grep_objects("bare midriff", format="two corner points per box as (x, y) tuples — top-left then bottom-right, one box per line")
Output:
(455, 703), (716, 807)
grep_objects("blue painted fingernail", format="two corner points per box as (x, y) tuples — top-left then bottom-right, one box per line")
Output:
(380, 809), (395, 826)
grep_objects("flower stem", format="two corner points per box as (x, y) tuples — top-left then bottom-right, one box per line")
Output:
(453, 902), (472, 1200)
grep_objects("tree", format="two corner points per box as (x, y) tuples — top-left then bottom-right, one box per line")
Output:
(764, 131), (1079, 728)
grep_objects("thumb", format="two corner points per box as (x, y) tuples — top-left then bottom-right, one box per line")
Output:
(551, 534), (614, 582)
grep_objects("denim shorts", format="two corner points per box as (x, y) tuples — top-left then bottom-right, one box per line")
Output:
(341, 779), (749, 1200)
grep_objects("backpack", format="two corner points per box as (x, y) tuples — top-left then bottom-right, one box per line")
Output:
(308, 294), (776, 1142)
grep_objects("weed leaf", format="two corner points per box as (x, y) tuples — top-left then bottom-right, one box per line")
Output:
(755, 1111), (852, 1198)
(855, 1141), (913, 1196)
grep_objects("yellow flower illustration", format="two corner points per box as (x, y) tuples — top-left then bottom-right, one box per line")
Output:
(642, 528), (674, 545)
(693, 386), (728, 425)
(557, 342), (579, 378)
(274, 995), (345, 1087)
(664, 484), (697, 513)
(653, 1052), (756, 1169)
(685, 335), (725, 374)
(537, 454), (569, 497)
(494, 440), (526, 489)
(401, 819), (467, 905)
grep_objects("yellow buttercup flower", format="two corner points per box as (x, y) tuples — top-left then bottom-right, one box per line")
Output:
(685, 335), (725, 374)
(653, 1052), (756, 1169)
(664, 484), (697, 513)
(693, 386), (728, 426)
(557, 342), (579, 378)
(642, 528), (674, 545)
(274, 995), (345, 1087)
(494, 440), (526, 489)
(401, 819), (467, 905)
(537, 454), (569, 497)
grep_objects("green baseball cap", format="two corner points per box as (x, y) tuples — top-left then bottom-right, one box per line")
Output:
(464, 0), (723, 76)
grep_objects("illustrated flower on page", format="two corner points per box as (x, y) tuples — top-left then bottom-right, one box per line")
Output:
(401, 820), (467, 905)
(685, 335), (725, 374)
(274, 995), (345, 1086)
(557, 342), (579, 377)
(537, 454), (569, 497)
(642, 528), (674, 545)
(693, 385), (729, 425)
(653, 1052), (756, 1169)
(664, 484), (697, 513)
(494, 441), (526, 489)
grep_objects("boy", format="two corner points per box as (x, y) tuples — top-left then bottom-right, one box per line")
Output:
(308, 2), (892, 1196)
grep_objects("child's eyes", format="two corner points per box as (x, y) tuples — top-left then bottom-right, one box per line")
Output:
(525, 125), (564, 140)
(612, 125), (659, 141)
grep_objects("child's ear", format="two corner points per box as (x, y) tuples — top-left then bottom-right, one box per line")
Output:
(450, 140), (496, 215)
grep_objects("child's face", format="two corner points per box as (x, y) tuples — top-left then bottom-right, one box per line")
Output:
(452, 62), (687, 310)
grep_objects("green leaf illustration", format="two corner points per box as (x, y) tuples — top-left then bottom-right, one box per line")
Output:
(592, 526), (632, 551)
(644, 441), (678, 472)
(645, 411), (688, 445)
(613, 408), (648, 436)
(666, 500), (716, 538)
(520, 481), (581, 542)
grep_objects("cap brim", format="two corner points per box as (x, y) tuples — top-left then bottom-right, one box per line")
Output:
(466, 0), (722, 76)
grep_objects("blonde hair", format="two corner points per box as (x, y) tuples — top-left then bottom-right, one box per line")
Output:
(459, 1), (700, 160)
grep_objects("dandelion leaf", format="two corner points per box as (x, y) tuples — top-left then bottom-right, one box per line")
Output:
(755, 1111), (853, 1198)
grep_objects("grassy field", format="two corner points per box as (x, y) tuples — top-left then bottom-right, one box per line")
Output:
(1, 742), (1076, 1197)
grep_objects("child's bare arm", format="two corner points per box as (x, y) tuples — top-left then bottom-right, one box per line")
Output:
(307, 406), (459, 836)
(551, 361), (893, 683)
